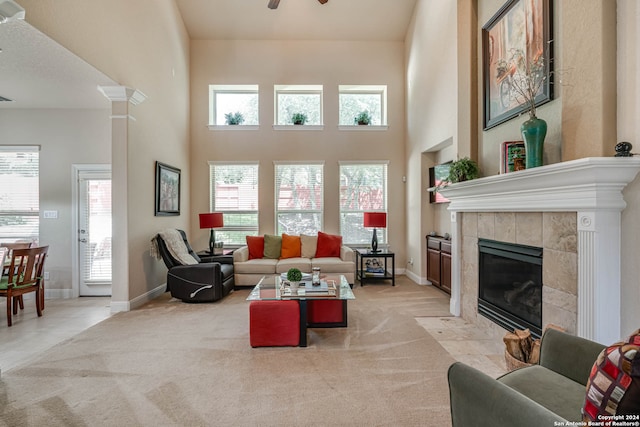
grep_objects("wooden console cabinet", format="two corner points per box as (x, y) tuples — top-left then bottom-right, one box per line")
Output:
(426, 235), (451, 295)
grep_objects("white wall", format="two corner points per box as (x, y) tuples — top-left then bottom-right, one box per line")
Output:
(189, 40), (407, 264)
(405, 0), (458, 281)
(0, 109), (110, 295)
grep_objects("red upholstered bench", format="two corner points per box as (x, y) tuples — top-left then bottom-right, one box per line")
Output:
(249, 300), (300, 347)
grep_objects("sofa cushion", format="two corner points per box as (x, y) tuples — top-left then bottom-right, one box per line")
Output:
(281, 233), (301, 259)
(263, 234), (282, 259)
(499, 365), (587, 422)
(246, 236), (264, 260)
(300, 234), (318, 258)
(583, 329), (640, 422)
(311, 257), (353, 274)
(315, 231), (342, 258)
(275, 257), (312, 274)
(234, 258), (278, 275)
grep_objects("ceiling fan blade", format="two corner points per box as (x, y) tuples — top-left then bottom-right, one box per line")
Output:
(268, 0), (280, 9)
(318, 0), (328, 4)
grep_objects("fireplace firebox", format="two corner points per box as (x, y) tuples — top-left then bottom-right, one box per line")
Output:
(478, 239), (543, 338)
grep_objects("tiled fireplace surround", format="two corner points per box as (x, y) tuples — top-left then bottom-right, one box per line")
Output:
(438, 157), (640, 345)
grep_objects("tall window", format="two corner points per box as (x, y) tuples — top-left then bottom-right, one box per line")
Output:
(338, 85), (387, 126)
(209, 163), (259, 245)
(275, 163), (323, 235)
(339, 162), (388, 245)
(274, 85), (323, 125)
(209, 85), (259, 126)
(0, 146), (39, 243)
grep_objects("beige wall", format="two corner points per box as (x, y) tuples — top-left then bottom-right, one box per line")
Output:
(18, 0), (191, 306)
(189, 40), (407, 263)
(404, 0), (458, 282)
(0, 109), (111, 295)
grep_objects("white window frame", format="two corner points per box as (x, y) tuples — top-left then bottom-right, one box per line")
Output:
(273, 84), (324, 130)
(274, 161), (324, 235)
(0, 145), (40, 244)
(339, 161), (388, 246)
(208, 84), (259, 130)
(338, 85), (388, 131)
(209, 162), (260, 246)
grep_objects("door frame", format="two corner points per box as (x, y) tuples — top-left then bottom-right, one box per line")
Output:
(71, 164), (112, 298)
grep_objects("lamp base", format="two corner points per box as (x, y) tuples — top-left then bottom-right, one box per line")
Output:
(209, 229), (215, 255)
(371, 228), (379, 252)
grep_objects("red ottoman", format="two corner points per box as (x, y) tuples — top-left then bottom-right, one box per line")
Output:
(249, 300), (300, 347)
(307, 300), (346, 326)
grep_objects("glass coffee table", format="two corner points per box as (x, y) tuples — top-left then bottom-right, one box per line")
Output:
(247, 275), (355, 347)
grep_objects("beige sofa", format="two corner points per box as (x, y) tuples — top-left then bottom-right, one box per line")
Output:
(233, 235), (355, 287)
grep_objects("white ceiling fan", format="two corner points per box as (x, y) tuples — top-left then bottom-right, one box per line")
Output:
(268, 0), (328, 10)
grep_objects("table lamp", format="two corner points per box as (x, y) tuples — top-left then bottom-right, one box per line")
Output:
(363, 212), (386, 253)
(199, 212), (224, 254)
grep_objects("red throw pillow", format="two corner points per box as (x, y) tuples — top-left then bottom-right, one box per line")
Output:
(583, 329), (640, 422)
(246, 236), (264, 260)
(315, 232), (342, 258)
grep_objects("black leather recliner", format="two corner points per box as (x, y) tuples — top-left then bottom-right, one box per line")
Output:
(154, 230), (234, 303)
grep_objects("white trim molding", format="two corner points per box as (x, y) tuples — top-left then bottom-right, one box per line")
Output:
(97, 86), (147, 105)
(439, 157), (640, 345)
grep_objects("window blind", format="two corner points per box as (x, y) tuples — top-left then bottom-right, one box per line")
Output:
(0, 147), (39, 243)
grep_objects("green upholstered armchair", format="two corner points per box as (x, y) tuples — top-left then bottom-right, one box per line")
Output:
(447, 328), (605, 426)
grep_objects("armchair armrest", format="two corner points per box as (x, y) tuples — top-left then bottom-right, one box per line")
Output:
(199, 254), (233, 265)
(538, 328), (605, 386)
(169, 263), (222, 285)
(448, 362), (565, 427)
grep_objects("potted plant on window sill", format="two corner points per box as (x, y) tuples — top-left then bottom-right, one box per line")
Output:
(354, 110), (372, 125)
(224, 112), (245, 125)
(291, 113), (308, 125)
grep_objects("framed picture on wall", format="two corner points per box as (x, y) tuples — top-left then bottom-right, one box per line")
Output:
(482, 0), (554, 130)
(155, 161), (181, 216)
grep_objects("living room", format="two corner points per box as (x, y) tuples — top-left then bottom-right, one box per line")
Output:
(1, 0), (639, 423)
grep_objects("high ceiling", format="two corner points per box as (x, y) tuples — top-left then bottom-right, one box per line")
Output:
(0, 0), (418, 109)
(176, 0), (418, 41)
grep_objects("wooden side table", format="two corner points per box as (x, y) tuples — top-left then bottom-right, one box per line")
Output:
(355, 249), (395, 286)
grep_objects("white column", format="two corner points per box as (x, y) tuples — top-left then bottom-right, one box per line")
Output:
(449, 211), (461, 316)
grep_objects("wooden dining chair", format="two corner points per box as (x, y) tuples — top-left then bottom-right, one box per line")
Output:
(1, 242), (32, 276)
(0, 245), (48, 327)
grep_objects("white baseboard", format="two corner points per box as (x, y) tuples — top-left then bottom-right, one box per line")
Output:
(110, 283), (166, 313)
(405, 269), (429, 285)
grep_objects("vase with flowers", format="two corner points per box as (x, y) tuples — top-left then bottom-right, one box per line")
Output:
(510, 51), (547, 169)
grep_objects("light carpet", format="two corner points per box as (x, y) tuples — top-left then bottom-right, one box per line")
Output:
(0, 277), (454, 426)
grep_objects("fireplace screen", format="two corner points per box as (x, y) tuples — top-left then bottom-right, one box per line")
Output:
(478, 239), (543, 338)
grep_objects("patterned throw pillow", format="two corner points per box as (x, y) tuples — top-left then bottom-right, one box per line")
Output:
(583, 329), (640, 422)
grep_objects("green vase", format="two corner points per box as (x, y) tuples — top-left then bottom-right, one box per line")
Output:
(520, 116), (547, 169)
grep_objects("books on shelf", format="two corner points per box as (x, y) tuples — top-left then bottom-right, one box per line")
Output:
(499, 141), (525, 174)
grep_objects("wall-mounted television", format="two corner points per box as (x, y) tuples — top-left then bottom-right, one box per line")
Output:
(429, 162), (451, 204)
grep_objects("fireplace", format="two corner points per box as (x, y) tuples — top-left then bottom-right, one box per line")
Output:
(478, 239), (543, 338)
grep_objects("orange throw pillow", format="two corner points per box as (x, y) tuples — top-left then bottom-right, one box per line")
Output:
(315, 232), (342, 258)
(246, 236), (264, 260)
(280, 234), (301, 259)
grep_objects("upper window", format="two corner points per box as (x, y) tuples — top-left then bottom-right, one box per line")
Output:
(338, 85), (387, 126)
(274, 85), (323, 126)
(0, 146), (39, 244)
(209, 162), (259, 245)
(209, 85), (259, 126)
(275, 162), (324, 235)
(339, 162), (388, 245)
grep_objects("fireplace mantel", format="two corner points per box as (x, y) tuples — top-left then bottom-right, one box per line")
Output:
(439, 157), (640, 344)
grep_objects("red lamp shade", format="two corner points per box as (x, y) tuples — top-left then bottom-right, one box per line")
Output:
(363, 212), (387, 228)
(199, 212), (224, 229)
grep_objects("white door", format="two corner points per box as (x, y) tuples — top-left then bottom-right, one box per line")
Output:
(78, 170), (112, 296)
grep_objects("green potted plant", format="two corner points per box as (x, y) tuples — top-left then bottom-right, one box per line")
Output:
(291, 113), (308, 125)
(224, 112), (245, 125)
(354, 110), (372, 125)
(439, 157), (479, 188)
(286, 267), (303, 290)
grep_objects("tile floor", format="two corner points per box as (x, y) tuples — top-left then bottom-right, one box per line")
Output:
(0, 289), (508, 379)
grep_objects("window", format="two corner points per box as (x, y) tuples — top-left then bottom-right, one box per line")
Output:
(338, 85), (387, 126)
(274, 85), (323, 125)
(209, 163), (259, 245)
(339, 162), (388, 245)
(0, 146), (39, 244)
(209, 85), (259, 126)
(275, 163), (323, 235)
